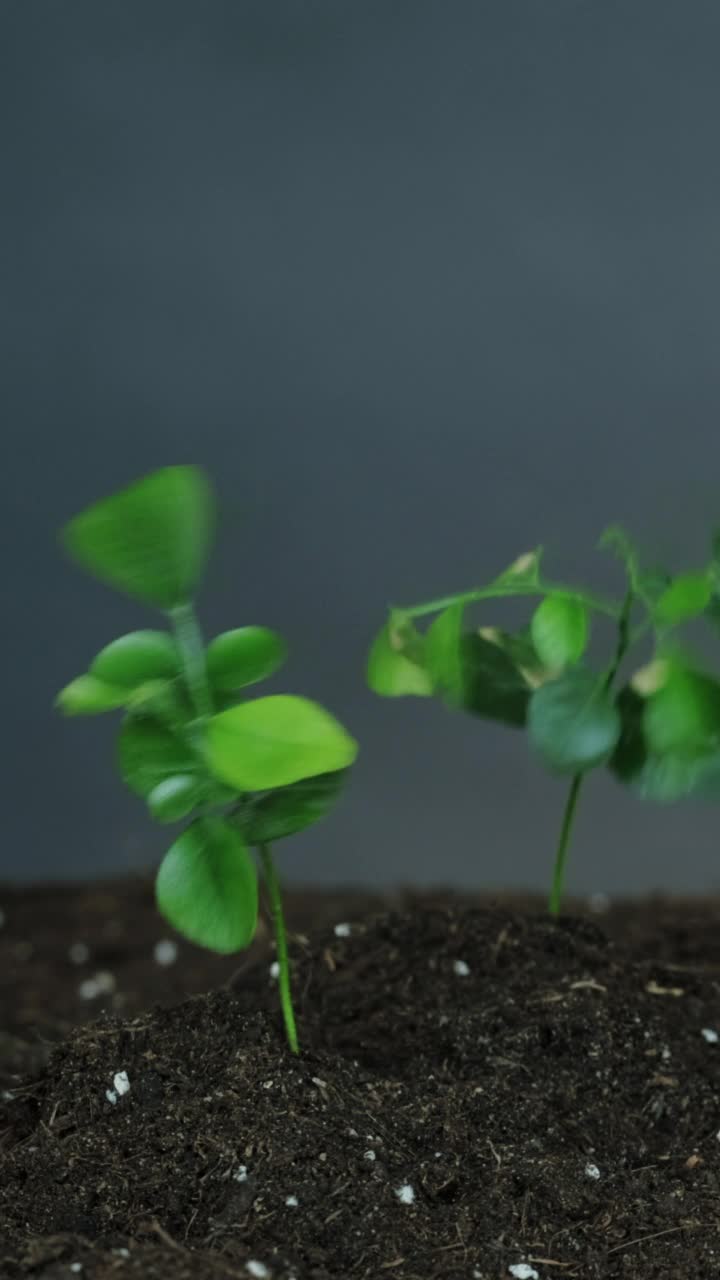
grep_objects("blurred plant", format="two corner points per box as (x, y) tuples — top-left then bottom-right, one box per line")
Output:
(56, 466), (358, 1053)
(367, 527), (720, 914)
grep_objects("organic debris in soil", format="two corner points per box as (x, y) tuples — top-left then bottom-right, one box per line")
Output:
(2, 906), (720, 1280)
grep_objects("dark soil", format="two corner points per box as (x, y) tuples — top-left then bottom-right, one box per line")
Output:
(2, 881), (720, 1279)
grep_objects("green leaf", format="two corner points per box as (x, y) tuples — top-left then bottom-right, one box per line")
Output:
(206, 695), (358, 792)
(530, 594), (589, 669)
(366, 619), (433, 697)
(598, 524), (639, 576)
(654, 572), (712, 626)
(90, 631), (180, 688)
(55, 674), (129, 716)
(425, 604), (465, 702)
(242, 769), (349, 844)
(147, 775), (202, 823)
(610, 689), (720, 802)
(117, 716), (199, 797)
(155, 818), (258, 953)
(62, 466), (215, 609)
(643, 662), (720, 758)
(528, 667), (622, 774)
(491, 546), (544, 590)
(206, 626), (287, 692)
(458, 633), (531, 727)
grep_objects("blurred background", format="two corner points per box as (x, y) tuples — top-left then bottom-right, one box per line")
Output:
(3, 0), (720, 894)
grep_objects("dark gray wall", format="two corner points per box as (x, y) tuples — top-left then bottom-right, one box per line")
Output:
(3, 0), (720, 894)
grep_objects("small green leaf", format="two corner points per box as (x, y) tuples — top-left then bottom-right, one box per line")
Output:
(90, 631), (180, 689)
(425, 604), (465, 702)
(206, 627), (287, 692)
(55, 674), (129, 716)
(643, 662), (720, 758)
(491, 547), (544, 590)
(117, 716), (199, 797)
(654, 572), (712, 626)
(62, 466), (215, 609)
(147, 775), (202, 823)
(610, 691), (720, 802)
(528, 667), (621, 774)
(366, 620), (433, 697)
(155, 818), (258, 953)
(530, 594), (589, 669)
(242, 769), (349, 844)
(206, 695), (358, 792)
(458, 633), (531, 727)
(598, 524), (639, 577)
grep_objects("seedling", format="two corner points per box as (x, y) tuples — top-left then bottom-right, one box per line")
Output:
(56, 466), (358, 1052)
(368, 527), (720, 914)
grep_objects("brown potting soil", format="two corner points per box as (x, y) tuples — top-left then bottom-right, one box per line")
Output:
(2, 879), (720, 1280)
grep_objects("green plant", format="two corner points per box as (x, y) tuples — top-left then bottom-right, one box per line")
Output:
(57, 466), (358, 1052)
(368, 529), (720, 914)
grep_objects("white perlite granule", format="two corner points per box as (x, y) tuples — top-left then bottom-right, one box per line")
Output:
(246, 1263), (271, 1279)
(79, 971), (116, 1000)
(153, 939), (178, 966)
(285, 1194), (299, 1207)
(585, 1162), (601, 1180)
(334, 922), (351, 937)
(453, 959), (471, 977)
(702, 1028), (719, 1044)
(395, 1183), (415, 1204)
(508, 1266), (539, 1280)
(269, 961), (280, 980)
(106, 1071), (130, 1105)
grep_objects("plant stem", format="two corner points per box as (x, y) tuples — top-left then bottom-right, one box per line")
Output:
(170, 602), (213, 719)
(259, 843), (299, 1055)
(549, 773), (583, 916)
(400, 580), (620, 622)
(548, 588), (636, 917)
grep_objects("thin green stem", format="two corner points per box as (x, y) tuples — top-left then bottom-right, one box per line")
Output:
(399, 580), (621, 622)
(170, 602), (213, 719)
(259, 843), (299, 1055)
(549, 587), (636, 917)
(549, 773), (583, 916)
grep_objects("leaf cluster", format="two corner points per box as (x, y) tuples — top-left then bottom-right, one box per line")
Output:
(368, 532), (720, 803)
(57, 467), (358, 955)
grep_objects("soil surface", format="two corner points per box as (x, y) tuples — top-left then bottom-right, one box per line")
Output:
(2, 880), (720, 1279)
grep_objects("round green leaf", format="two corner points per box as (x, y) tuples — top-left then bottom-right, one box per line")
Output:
(528, 667), (621, 774)
(206, 695), (358, 791)
(654, 572), (712, 626)
(90, 630), (180, 689)
(425, 604), (465, 702)
(62, 466), (215, 609)
(643, 663), (720, 758)
(117, 716), (199, 797)
(458, 633), (531, 727)
(366, 621), (433, 697)
(206, 627), (287, 692)
(147, 775), (202, 823)
(155, 818), (258, 954)
(530, 594), (589, 669)
(55, 674), (129, 716)
(242, 769), (349, 844)
(610, 692), (720, 802)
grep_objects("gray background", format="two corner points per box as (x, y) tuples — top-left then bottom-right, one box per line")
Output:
(3, 0), (720, 894)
